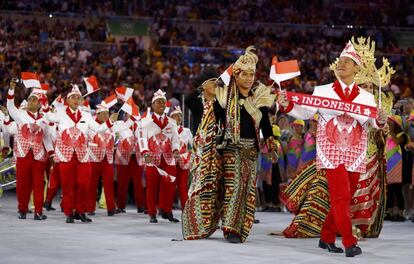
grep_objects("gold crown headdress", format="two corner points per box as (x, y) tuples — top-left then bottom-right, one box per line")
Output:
(330, 36), (395, 87)
(233, 46), (258, 74)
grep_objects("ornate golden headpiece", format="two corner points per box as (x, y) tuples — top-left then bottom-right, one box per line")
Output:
(330, 36), (395, 87)
(233, 46), (258, 74)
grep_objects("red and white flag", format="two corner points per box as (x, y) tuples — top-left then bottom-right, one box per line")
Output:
(102, 94), (118, 108)
(219, 64), (233, 86)
(83, 75), (100, 96)
(115, 86), (134, 101)
(269, 57), (300, 87)
(120, 97), (140, 117)
(21, 72), (41, 88)
(33, 83), (49, 94)
(164, 100), (172, 115)
(155, 166), (176, 182)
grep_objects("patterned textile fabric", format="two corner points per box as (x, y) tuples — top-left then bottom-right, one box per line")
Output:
(281, 129), (387, 238)
(280, 162), (330, 238)
(182, 100), (222, 240)
(357, 159), (386, 238)
(221, 138), (257, 242)
(355, 129), (387, 238)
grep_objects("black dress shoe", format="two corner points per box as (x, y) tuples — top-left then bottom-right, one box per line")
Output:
(226, 233), (241, 243)
(149, 215), (158, 223)
(384, 214), (392, 221)
(18, 211), (27, 219)
(44, 201), (56, 211)
(107, 210), (115, 216)
(66, 215), (74, 223)
(34, 213), (47, 220)
(87, 212), (95, 216)
(162, 212), (179, 223)
(318, 239), (344, 253)
(391, 215), (405, 222)
(115, 208), (126, 214)
(74, 213), (92, 223)
(137, 207), (145, 213)
(253, 219), (260, 224)
(345, 245), (362, 257)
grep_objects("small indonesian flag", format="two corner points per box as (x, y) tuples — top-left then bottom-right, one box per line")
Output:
(155, 166), (176, 182)
(21, 72), (41, 88)
(269, 57), (300, 87)
(164, 100), (172, 115)
(83, 75), (100, 96)
(102, 94), (118, 108)
(115, 86), (134, 101)
(219, 64), (233, 86)
(121, 97), (140, 117)
(33, 83), (49, 94)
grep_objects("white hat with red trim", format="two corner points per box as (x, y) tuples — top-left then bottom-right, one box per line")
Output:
(169, 106), (182, 117)
(152, 89), (166, 103)
(67, 84), (82, 98)
(340, 41), (362, 65)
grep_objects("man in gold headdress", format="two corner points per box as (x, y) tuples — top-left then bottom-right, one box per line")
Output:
(182, 47), (275, 243)
(215, 46), (275, 243)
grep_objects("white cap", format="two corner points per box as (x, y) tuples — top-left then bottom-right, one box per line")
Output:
(151, 89), (166, 103)
(169, 106), (182, 117)
(67, 84), (82, 98)
(340, 41), (362, 65)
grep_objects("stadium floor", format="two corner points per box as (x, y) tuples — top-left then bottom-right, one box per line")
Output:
(0, 191), (413, 264)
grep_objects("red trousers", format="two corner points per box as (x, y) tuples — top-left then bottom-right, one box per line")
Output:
(59, 156), (91, 216)
(320, 164), (359, 248)
(176, 166), (189, 209)
(45, 163), (61, 203)
(146, 158), (176, 216)
(87, 159), (115, 212)
(16, 151), (46, 214)
(44, 158), (51, 181)
(116, 156), (145, 210)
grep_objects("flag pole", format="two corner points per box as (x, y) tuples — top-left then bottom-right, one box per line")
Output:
(377, 71), (382, 109)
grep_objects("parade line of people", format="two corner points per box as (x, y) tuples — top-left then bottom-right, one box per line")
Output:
(1, 36), (413, 258)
